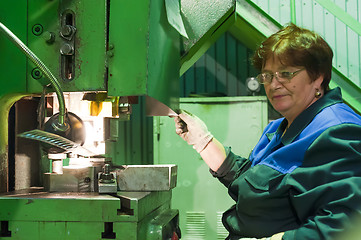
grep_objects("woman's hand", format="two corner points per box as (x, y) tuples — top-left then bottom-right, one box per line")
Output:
(174, 110), (213, 153)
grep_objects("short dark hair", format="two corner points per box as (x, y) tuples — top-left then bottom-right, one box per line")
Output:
(252, 23), (333, 91)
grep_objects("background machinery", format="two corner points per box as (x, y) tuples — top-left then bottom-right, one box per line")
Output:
(0, 0), (236, 239)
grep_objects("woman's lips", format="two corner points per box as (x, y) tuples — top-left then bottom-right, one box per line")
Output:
(272, 94), (285, 100)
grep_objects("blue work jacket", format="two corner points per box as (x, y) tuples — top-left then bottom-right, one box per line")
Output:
(211, 88), (361, 239)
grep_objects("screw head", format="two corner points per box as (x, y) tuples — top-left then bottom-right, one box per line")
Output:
(60, 43), (74, 55)
(42, 31), (55, 43)
(32, 24), (43, 36)
(31, 68), (43, 79)
(61, 25), (73, 37)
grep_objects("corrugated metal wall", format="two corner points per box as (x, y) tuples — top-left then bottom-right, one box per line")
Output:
(251, 0), (361, 87)
(180, 32), (258, 97)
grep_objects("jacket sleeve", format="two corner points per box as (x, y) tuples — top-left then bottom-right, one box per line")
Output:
(209, 146), (252, 188)
(283, 124), (361, 240)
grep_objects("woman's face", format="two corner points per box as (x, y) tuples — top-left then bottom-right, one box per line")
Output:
(263, 57), (323, 125)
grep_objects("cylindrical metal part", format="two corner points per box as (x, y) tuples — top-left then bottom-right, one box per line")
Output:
(60, 43), (74, 55)
(48, 153), (67, 174)
(52, 160), (63, 174)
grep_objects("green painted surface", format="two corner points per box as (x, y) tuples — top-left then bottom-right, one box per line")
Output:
(314, 0), (361, 37)
(107, 0), (148, 97)
(0, 1), (28, 96)
(0, 191), (177, 239)
(108, 0), (180, 110)
(27, 0), (107, 93)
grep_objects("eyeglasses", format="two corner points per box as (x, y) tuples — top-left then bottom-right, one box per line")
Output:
(256, 68), (305, 84)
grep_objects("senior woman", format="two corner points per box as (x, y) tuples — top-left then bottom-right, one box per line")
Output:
(174, 23), (361, 239)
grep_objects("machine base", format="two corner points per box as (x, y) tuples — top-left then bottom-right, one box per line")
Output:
(0, 189), (180, 240)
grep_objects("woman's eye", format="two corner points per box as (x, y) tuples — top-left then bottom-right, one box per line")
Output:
(264, 73), (273, 79)
(280, 72), (291, 78)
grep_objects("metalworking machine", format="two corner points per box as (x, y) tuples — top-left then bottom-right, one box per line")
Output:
(0, 0), (235, 239)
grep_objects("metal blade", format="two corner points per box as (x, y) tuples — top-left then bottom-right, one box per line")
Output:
(18, 129), (100, 157)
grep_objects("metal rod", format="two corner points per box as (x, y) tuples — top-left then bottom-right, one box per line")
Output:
(290, 0), (296, 24)
(0, 21), (68, 131)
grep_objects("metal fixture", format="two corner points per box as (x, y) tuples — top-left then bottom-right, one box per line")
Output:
(98, 164), (117, 194)
(60, 43), (74, 55)
(60, 11), (76, 81)
(42, 31), (55, 44)
(48, 153), (67, 174)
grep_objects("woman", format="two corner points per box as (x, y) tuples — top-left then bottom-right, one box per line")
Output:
(174, 23), (361, 239)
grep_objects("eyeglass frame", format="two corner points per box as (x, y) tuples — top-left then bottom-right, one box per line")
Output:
(256, 68), (305, 85)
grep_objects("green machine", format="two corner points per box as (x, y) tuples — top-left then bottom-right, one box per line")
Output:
(0, 0), (236, 239)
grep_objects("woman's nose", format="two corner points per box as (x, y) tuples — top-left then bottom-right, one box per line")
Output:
(269, 74), (282, 88)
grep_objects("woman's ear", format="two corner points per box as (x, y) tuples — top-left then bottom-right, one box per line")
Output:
(314, 74), (324, 91)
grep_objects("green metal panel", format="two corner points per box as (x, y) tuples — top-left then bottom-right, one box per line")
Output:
(0, 194), (120, 222)
(107, 0), (148, 96)
(0, 1), (28, 96)
(26, 0), (107, 93)
(39, 222), (103, 240)
(108, 0), (180, 110)
(1, 0), (108, 93)
(26, 0), (60, 91)
(147, 0), (180, 108)
(154, 96), (268, 239)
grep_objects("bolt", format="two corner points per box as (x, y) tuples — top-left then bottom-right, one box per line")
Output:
(99, 164), (114, 183)
(60, 43), (74, 55)
(61, 25), (73, 37)
(42, 31), (55, 43)
(106, 51), (114, 58)
(104, 164), (111, 174)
